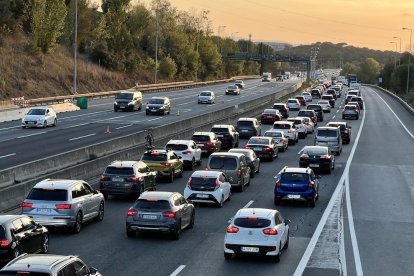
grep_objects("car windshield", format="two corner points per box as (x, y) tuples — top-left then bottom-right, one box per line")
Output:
(166, 144), (188, 151)
(209, 156), (237, 170)
(234, 217), (271, 228)
(248, 137), (269, 145)
(264, 131), (282, 138)
(237, 121), (254, 127)
(317, 129), (338, 137)
(281, 173), (309, 182)
(115, 93), (133, 100)
(192, 135), (210, 142)
(134, 199), (171, 210)
(322, 96), (332, 99)
(235, 80), (242, 84)
(105, 166), (134, 175)
(0, 226), (5, 239)
(273, 124), (291, 129)
(27, 109), (46, 115)
(228, 85), (237, 89)
(190, 177), (218, 188)
(142, 152), (168, 161)
(27, 188), (68, 201)
(200, 92), (211, 96)
(211, 127), (229, 133)
(298, 111), (313, 116)
(149, 99), (164, 104)
(303, 148), (328, 155)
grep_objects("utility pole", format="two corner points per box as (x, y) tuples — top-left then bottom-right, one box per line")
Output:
(73, 0), (78, 95)
(154, 9), (159, 84)
(402, 27), (412, 94)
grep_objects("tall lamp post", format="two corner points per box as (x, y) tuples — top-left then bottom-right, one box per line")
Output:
(393, 36), (401, 66)
(73, 0), (78, 95)
(389, 41), (397, 68)
(402, 27), (412, 94)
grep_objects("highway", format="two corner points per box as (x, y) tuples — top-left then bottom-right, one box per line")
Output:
(0, 79), (298, 170)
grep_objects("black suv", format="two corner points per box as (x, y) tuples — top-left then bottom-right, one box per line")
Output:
(100, 160), (157, 200)
(298, 110), (318, 125)
(0, 215), (49, 263)
(306, 104), (324, 122)
(350, 96), (364, 109)
(211, 124), (239, 149)
(236, 118), (261, 138)
(272, 103), (289, 118)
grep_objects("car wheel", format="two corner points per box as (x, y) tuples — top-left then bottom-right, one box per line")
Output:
(13, 248), (20, 258)
(53, 119), (57, 127)
(178, 167), (183, 178)
(273, 244), (282, 263)
(168, 171), (174, 183)
(190, 159), (195, 170)
(41, 234), (49, 253)
(332, 160), (335, 171)
(73, 212), (82, 234)
(196, 158), (202, 166)
(126, 228), (135, 238)
(224, 252), (233, 260)
(250, 169), (255, 178)
(218, 195), (224, 208)
(235, 141), (239, 148)
(257, 163), (260, 173)
(296, 137), (299, 143)
(114, 108), (118, 112)
(95, 201), (105, 222)
(327, 164), (332, 174)
(239, 179), (244, 192)
(283, 232), (289, 250)
(146, 111), (149, 115)
(43, 120), (47, 128)
(309, 197), (316, 208)
(172, 220), (182, 240)
(227, 191), (232, 201)
(269, 152), (274, 162)
(188, 211), (195, 229)
(356, 115), (359, 120)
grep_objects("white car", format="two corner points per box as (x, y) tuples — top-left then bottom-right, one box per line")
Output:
(301, 92), (312, 102)
(198, 91), (216, 104)
(263, 130), (289, 152)
(272, 121), (299, 145)
(298, 116), (315, 134)
(286, 99), (300, 111)
(317, 100), (332, 113)
(21, 107), (57, 128)
(184, 170), (231, 207)
(165, 140), (202, 170)
(234, 80), (245, 89)
(224, 208), (290, 262)
(287, 117), (307, 139)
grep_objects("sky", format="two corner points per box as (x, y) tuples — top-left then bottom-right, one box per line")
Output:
(132, 0), (414, 51)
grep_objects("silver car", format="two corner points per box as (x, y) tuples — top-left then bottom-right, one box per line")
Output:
(263, 130), (289, 152)
(228, 148), (260, 178)
(21, 179), (105, 233)
(198, 91), (216, 104)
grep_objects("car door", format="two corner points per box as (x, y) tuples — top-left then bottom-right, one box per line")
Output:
(275, 213), (287, 246)
(82, 183), (99, 218)
(220, 173), (231, 200)
(230, 126), (239, 143)
(191, 142), (201, 162)
(73, 184), (92, 220)
(11, 219), (30, 252)
(240, 157), (250, 183)
(170, 152), (182, 174)
(178, 196), (191, 227)
(20, 217), (42, 253)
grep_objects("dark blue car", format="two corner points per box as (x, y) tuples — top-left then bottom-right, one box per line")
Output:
(274, 167), (320, 207)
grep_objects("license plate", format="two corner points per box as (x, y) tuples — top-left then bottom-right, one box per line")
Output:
(288, 195), (301, 199)
(254, 147), (261, 151)
(120, 106), (125, 109)
(151, 109), (157, 112)
(197, 194), (209, 198)
(241, 247), (259, 253)
(217, 135), (223, 137)
(242, 130), (249, 132)
(112, 177), (124, 182)
(309, 164), (320, 167)
(37, 208), (52, 213)
(196, 144), (204, 147)
(142, 215), (158, 220)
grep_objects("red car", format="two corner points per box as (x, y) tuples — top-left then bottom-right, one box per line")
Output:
(261, 109), (282, 124)
(191, 131), (221, 155)
(295, 96), (306, 106)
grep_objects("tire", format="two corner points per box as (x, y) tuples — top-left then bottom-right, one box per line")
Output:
(41, 234), (49, 253)
(235, 141), (239, 148)
(43, 120), (47, 128)
(327, 165), (332, 174)
(114, 108), (118, 112)
(138, 104), (142, 111)
(332, 160), (335, 171)
(224, 252), (233, 260)
(250, 169), (255, 178)
(13, 248), (20, 258)
(218, 195), (224, 208)
(196, 158), (202, 166)
(126, 228), (135, 238)
(189, 159), (195, 170)
(309, 197), (316, 208)
(172, 221), (182, 240)
(73, 212), (82, 234)
(273, 244), (282, 263)
(168, 171), (174, 183)
(53, 119), (57, 127)
(239, 179), (244, 192)
(283, 232), (289, 249)
(188, 212), (195, 229)
(227, 191), (232, 202)
(95, 201), (105, 222)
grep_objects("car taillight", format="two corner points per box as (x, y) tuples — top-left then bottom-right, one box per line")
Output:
(244, 146), (251, 149)
(288, 130), (294, 133)
(130, 177), (141, 182)
(215, 178), (220, 188)
(55, 204), (71, 209)
(227, 226), (239, 233)
(182, 151), (192, 156)
(100, 175), (109, 181)
(163, 211), (176, 218)
(264, 147), (272, 151)
(21, 202), (33, 208)
(320, 155), (330, 159)
(161, 162), (172, 167)
(0, 240), (10, 248)
(275, 181), (281, 187)
(301, 154), (309, 158)
(263, 228), (278, 235)
(308, 182), (314, 189)
(127, 209), (138, 217)
(344, 130), (348, 134)
(206, 142), (213, 146)
(237, 169), (241, 176)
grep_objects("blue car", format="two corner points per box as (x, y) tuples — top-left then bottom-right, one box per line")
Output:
(274, 167), (320, 207)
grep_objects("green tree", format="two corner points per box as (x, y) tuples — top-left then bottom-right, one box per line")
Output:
(341, 62), (359, 77)
(159, 56), (177, 80)
(198, 38), (222, 79)
(359, 57), (381, 83)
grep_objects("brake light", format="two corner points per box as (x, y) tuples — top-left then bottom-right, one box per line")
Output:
(0, 240), (10, 248)
(21, 202), (33, 208)
(226, 226), (239, 233)
(300, 154), (309, 158)
(244, 146), (251, 149)
(55, 204), (71, 209)
(182, 151), (192, 156)
(130, 177), (140, 182)
(161, 162), (172, 167)
(127, 209), (138, 217)
(215, 178), (220, 187)
(237, 169), (241, 176)
(275, 181), (281, 187)
(263, 228), (278, 235)
(320, 155), (330, 159)
(206, 142), (213, 146)
(100, 175), (108, 181)
(163, 211), (176, 218)
(344, 130), (348, 134)
(264, 147), (272, 151)
(308, 182), (314, 189)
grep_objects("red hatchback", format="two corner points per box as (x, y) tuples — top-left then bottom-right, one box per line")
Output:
(295, 96), (306, 106)
(192, 132), (221, 155)
(261, 109), (281, 124)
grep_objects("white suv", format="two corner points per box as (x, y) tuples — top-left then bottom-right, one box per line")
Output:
(184, 170), (232, 207)
(287, 117), (308, 139)
(286, 99), (300, 111)
(224, 208), (290, 262)
(272, 121), (299, 145)
(165, 140), (202, 170)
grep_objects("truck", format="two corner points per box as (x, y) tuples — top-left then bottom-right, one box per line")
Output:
(262, 72), (272, 82)
(347, 74), (358, 86)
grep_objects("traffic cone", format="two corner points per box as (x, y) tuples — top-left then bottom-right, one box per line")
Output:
(105, 126), (111, 134)
(176, 110), (180, 116)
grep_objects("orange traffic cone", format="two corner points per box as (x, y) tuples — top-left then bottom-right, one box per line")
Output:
(105, 126), (111, 134)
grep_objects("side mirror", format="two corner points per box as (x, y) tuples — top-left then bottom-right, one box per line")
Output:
(178, 156), (182, 159)
(284, 219), (291, 225)
(89, 267), (98, 275)
(93, 190), (99, 195)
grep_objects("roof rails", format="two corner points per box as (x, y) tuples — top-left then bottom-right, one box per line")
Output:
(4, 253), (29, 267)
(50, 255), (77, 269)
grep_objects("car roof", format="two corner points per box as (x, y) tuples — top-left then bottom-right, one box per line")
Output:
(139, 191), (177, 200)
(235, 208), (275, 219)
(200, 90), (213, 93)
(249, 136), (271, 141)
(303, 145), (329, 151)
(212, 124), (232, 128)
(274, 121), (294, 125)
(210, 152), (244, 158)
(237, 118), (256, 122)
(167, 140), (194, 145)
(109, 160), (140, 168)
(0, 215), (25, 224)
(34, 179), (81, 189)
(144, 149), (168, 154)
(317, 126), (339, 130)
(282, 167), (310, 173)
(2, 254), (77, 272)
(29, 106), (50, 110)
(264, 130), (284, 134)
(327, 121), (347, 126)
(273, 103), (286, 106)
(191, 170), (223, 177)
(234, 80), (243, 82)
(193, 131), (214, 136)
(229, 148), (254, 154)
(150, 96), (168, 100)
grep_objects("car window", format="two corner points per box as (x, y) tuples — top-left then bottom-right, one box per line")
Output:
(72, 260), (88, 276)
(116, 93), (133, 100)
(170, 153), (178, 160)
(190, 177), (217, 189)
(82, 183), (93, 195)
(281, 173), (309, 182)
(276, 213), (284, 225)
(303, 148), (328, 155)
(12, 219), (24, 233)
(105, 166), (134, 175)
(27, 188), (68, 201)
(234, 217), (271, 228)
(237, 121), (254, 127)
(72, 184), (84, 198)
(166, 144), (188, 151)
(192, 135), (210, 142)
(27, 109), (46, 115)
(0, 226), (6, 239)
(179, 196), (187, 205)
(149, 98), (165, 104)
(248, 137), (269, 145)
(134, 199), (171, 210)
(317, 129), (338, 137)
(264, 131), (282, 138)
(209, 156), (238, 170)
(211, 127), (229, 133)
(142, 152), (168, 162)
(21, 217), (36, 230)
(273, 124), (291, 129)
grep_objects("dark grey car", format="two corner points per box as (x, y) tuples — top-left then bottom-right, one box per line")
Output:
(146, 97), (171, 115)
(228, 149), (260, 178)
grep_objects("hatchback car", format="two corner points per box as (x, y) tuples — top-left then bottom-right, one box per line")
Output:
(325, 89), (337, 100)
(321, 95), (335, 108)
(306, 104), (324, 122)
(210, 125), (239, 149)
(263, 130), (289, 152)
(272, 121), (299, 145)
(236, 118), (261, 138)
(311, 89), (321, 99)
(0, 215), (49, 263)
(224, 208), (290, 262)
(225, 85), (240, 95)
(342, 104), (360, 120)
(99, 161), (157, 200)
(286, 99), (300, 111)
(317, 100), (332, 113)
(140, 150), (184, 182)
(184, 171), (232, 207)
(286, 117), (307, 139)
(192, 132), (222, 155)
(301, 92), (312, 102)
(314, 126), (343, 155)
(298, 117), (315, 134)
(114, 91), (142, 112)
(228, 149), (260, 178)
(0, 254), (101, 276)
(326, 121), (351, 144)
(165, 140), (202, 169)
(260, 109), (282, 124)
(198, 91), (216, 104)
(274, 167), (320, 207)
(126, 191), (195, 240)
(299, 146), (335, 173)
(21, 179), (105, 233)
(245, 136), (278, 161)
(146, 97), (171, 115)
(272, 103), (289, 118)
(350, 96), (364, 109)
(21, 107), (57, 128)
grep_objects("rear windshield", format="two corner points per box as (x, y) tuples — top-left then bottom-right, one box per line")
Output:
(134, 199), (171, 210)
(263, 109), (276, 114)
(27, 188), (68, 201)
(327, 124), (345, 131)
(307, 105), (321, 110)
(105, 166), (134, 175)
(200, 92), (211, 96)
(166, 144), (188, 151)
(351, 97), (362, 101)
(317, 129), (338, 137)
(209, 156), (238, 170)
(237, 121), (254, 127)
(288, 100), (297, 103)
(273, 124), (291, 129)
(0, 273), (50, 276)
(303, 148), (328, 155)
(298, 111), (313, 116)
(318, 101), (329, 105)
(248, 138), (269, 145)
(280, 173), (309, 182)
(311, 90), (320, 93)
(192, 135), (210, 142)
(273, 104), (285, 109)
(211, 128), (229, 133)
(116, 93), (133, 100)
(264, 131), (282, 138)
(234, 217), (271, 228)
(142, 152), (167, 162)
(345, 105), (356, 110)
(190, 177), (217, 188)
(0, 226), (6, 239)
(322, 95), (332, 99)
(229, 150), (251, 160)
(149, 99), (164, 104)
(27, 109), (46, 115)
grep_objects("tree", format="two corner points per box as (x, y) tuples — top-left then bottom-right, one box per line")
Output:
(359, 58), (381, 83)
(341, 62), (359, 77)
(159, 56), (177, 80)
(30, 0), (67, 53)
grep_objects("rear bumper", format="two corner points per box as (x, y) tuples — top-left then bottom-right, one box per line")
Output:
(126, 222), (176, 233)
(31, 216), (76, 227)
(224, 243), (279, 255)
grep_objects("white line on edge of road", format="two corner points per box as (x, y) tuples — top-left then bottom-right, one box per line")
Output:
(0, 153), (16, 159)
(243, 200), (254, 209)
(69, 133), (96, 141)
(115, 124), (133, 130)
(0, 126), (20, 131)
(170, 265), (186, 276)
(293, 98), (366, 276)
(298, 146), (305, 155)
(17, 132), (46, 139)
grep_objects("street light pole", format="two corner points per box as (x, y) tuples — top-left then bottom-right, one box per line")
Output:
(394, 36), (402, 66)
(154, 9), (159, 84)
(389, 41), (397, 68)
(73, 0), (78, 95)
(402, 27), (412, 94)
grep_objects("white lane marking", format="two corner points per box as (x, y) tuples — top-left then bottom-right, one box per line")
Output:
(17, 132), (46, 139)
(89, 102), (113, 107)
(0, 126), (20, 131)
(332, 115), (336, 119)
(0, 153), (16, 159)
(147, 117), (163, 121)
(170, 265), (186, 276)
(336, 110), (339, 113)
(294, 98), (366, 276)
(115, 124), (133, 130)
(372, 89), (414, 139)
(177, 102), (192, 106)
(69, 133), (96, 141)
(67, 122), (89, 128)
(107, 115), (130, 120)
(243, 200), (254, 209)
(298, 146), (305, 154)
(340, 200), (347, 276)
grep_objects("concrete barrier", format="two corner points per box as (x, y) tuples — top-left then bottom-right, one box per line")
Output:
(0, 82), (303, 212)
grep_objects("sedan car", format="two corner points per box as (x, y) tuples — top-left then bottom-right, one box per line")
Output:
(224, 208), (290, 262)
(228, 148), (260, 178)
(21, 107), (57, 128)
(299, 146), (335, 173)
(184, 171), (231, 207)
(263, 130), (289, 152)
(317, 100), (331, 113)
(301, 92), (312, 102)
(198, 91), (216, 104)
(286, 99), (301, 111)
(245, 136), (278, 161)
(225, 85), (240, 95)
(126, 191), (195, 240)
(287, 117), (307, 139)
(342, 104), (360, 120)
(146, 97), (171, 115)
(261, 109), (282, 124)
(165, 140), (202, 170)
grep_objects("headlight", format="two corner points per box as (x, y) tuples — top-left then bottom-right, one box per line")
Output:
(146, 106), (149, 109)
(159, 106), (165, 109)
(37, 118), (43, 121)
(114, 101), (118, 105)
(128, 101), (133, 105)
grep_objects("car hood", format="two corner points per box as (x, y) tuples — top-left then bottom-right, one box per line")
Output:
(23, 114), (45, 120)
